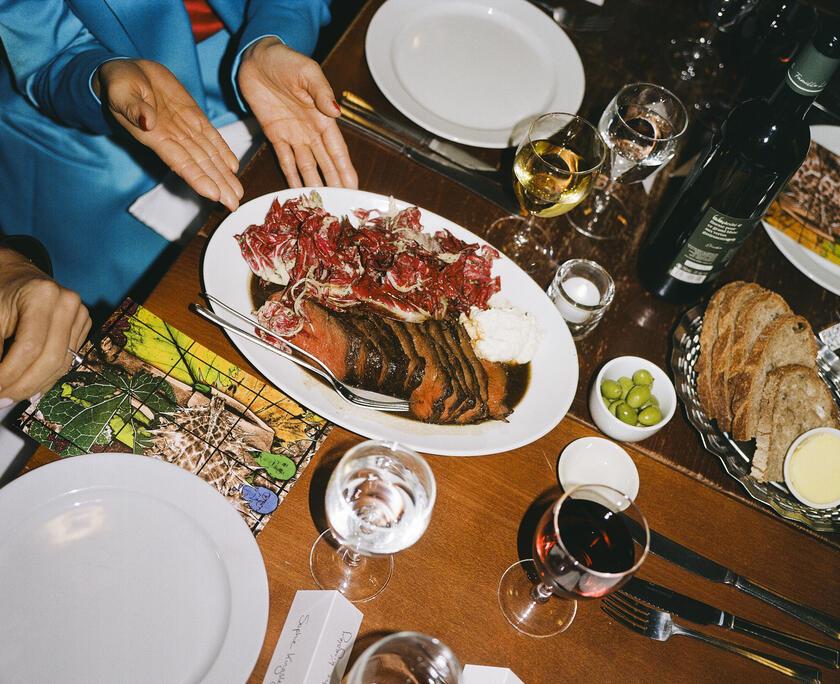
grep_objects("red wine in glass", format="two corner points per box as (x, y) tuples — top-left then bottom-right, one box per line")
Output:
(534, 497), (637, 599)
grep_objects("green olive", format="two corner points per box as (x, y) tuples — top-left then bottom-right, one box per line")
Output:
(618, 376), (634, 400)
(601, 379), (622, 400)
(638, 406), (663, 426)
(632, 369), (653, 386)
(615, 402), (638, 425)
(608, 399), (622, 416)
(626, 385), (651, 409)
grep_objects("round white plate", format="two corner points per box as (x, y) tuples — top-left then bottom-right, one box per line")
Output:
(557, 436), (639, 502)
(202, 187), (579, 456)
(762, 125), (840, 296)
(365, 0), (586, 148)
(0, 453), (268, 684)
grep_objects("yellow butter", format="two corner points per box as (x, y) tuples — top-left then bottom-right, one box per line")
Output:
(789, 433), (840, 505)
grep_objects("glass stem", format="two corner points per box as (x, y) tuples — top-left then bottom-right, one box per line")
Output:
(339, 545), (363, 568)
(593, 180), (616, 216)
(530, 582), (555, 604)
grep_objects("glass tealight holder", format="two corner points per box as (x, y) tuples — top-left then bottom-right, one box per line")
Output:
(548, 259), (614, 340)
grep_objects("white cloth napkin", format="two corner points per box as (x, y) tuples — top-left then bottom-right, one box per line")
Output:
(129, 117), (263, 243)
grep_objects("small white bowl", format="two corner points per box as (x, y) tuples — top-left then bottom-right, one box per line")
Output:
(589, 356), (676, 443)
(783, 427), (840, 510)
(557, 436), (640, 502)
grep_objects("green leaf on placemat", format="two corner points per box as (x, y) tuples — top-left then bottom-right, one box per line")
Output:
(34, 368), (176, 456)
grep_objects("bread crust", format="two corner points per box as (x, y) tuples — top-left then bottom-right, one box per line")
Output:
(723, 291), (792, 432)
(696, 281), (747, 420)
(751, 364), (840, 482)
(729, 314), (818, 440)
(709, 283), (763, 427)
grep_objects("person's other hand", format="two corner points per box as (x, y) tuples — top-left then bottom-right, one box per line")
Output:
(237, 38), (358, 189)
(0, 249), (91, 404)
(95, 59), (244, 212)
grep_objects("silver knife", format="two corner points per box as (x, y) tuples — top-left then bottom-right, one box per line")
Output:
(623, 577), (839, 668)
(338, 109), (520, 215)
(341, 92), (499, 173)
(624, 518), (840, 641)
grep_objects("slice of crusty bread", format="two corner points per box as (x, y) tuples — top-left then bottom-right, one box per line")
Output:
(751, 365), (840, 482)
(709, 283), (763, 426)
(730, 314), (818, 441)
(722, 291), (792, 433)
(696, 282), (747, 419)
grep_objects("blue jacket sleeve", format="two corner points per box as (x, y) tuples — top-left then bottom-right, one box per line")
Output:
(230, 0), (332, 111)
(0, 1), (121, 134)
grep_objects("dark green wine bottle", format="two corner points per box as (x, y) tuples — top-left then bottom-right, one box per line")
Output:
(638, 16), (840, 304)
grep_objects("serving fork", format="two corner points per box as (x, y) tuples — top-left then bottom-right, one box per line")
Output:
(192, 296), (410, 413)
(602, 592), (822, 683)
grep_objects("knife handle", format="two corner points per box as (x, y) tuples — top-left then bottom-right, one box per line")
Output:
(731, 616), (840, 669)
(674, 624), (822, 683)
(733, 576), (840, 641)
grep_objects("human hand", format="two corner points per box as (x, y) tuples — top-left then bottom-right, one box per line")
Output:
(237, 38), (358, 189)
(0, 249), (91, 404)
(95, 59), (244, 212)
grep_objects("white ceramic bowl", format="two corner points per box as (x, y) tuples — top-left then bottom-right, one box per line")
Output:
(589, 356), (676, 443)
(557, 437), (640, 501)
(783, 426), (840, 510)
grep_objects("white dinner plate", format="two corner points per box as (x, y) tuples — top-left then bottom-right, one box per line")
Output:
(762, 125), (840, 296)
(365, 0), (586, 148)
(0, 453), (268, 684)
(202, 187), (579, 457)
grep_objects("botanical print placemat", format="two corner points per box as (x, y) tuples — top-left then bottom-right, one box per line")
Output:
(764, 141), (840, 266)
(20, 300), (331, 535)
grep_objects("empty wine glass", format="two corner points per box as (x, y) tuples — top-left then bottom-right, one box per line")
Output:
(345, 632), (462, 684)
(498, 483), (649, 637)
(310, 440), (436, 602)
(567, 83), (688, 240)
(486, 112), (606, 279)
(668, 0), (761, 82)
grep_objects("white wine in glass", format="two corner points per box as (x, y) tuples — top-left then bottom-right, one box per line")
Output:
(488, 112), (606, 278)
(513, 141), (593, 217)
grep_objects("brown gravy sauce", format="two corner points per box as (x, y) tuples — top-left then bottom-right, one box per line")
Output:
(248, 274), (531, 415)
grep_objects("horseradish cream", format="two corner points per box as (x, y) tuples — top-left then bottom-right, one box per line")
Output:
(460, 305), (538, 364)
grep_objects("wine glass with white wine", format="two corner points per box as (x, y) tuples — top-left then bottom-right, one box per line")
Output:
(487, 112), (606, 279)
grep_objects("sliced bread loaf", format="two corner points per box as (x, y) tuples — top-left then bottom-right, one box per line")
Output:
(751, 365), (839, 482)
(722, 290), (792, 433)
(696, 281), (747, 419)
(730, 314), (818, 441)
(709, 283), (763, 426)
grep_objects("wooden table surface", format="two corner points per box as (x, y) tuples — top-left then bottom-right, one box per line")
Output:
(19, 1), (840, 682)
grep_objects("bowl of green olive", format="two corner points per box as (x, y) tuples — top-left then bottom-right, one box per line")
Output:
(589, 356), (677, 442)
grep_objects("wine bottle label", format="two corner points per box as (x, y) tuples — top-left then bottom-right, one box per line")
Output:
(786, 43), (840, 96)
(667, 207), (753, 284)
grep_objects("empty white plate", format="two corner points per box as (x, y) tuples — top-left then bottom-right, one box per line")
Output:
(365, 0), (586, 148)
(0, 453), (268, 684)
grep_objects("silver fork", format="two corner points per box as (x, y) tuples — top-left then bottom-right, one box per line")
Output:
(602, 593), (822, 683)
(191, 301), (410, 413)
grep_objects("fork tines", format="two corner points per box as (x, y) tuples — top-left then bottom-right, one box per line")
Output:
(601, 592), (653, 634)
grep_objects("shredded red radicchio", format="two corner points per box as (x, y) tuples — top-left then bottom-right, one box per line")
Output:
(236, 192), (500, 337)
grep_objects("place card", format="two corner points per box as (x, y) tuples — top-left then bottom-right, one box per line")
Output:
(263, 590), (363, 684)
(463, 664), (525, 684)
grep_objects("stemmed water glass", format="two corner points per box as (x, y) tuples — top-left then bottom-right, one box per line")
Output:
(668, 0), (761, 82)
(567, 83), (688, 241)
(345, 632), (462, 684)
(309, 440), (436, 602)
(498, 483), (649, 637)
(486, 112), (606, 279)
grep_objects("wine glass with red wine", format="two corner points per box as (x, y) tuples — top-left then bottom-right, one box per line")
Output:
(498, 484), (649, 637)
